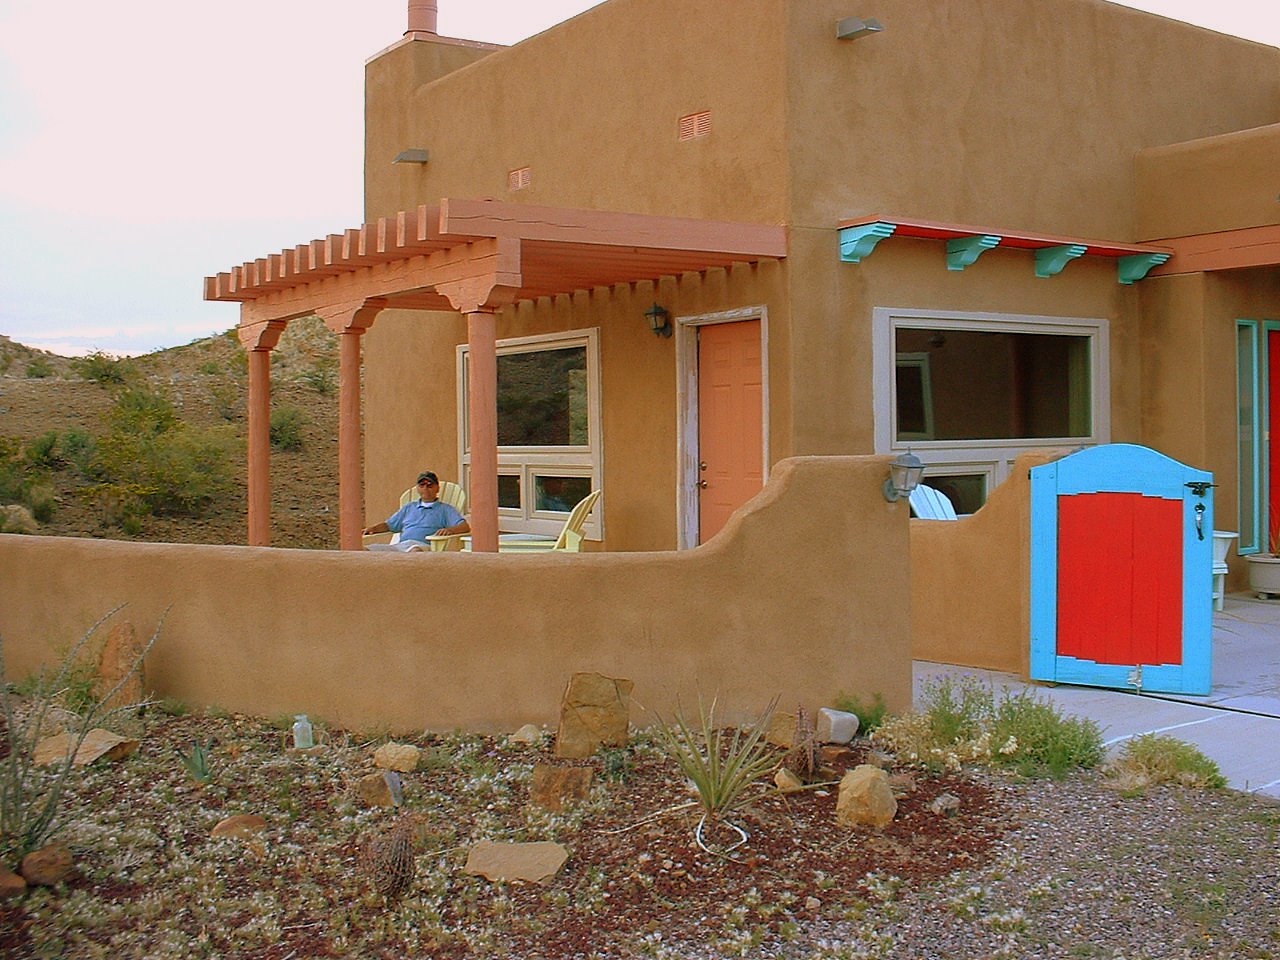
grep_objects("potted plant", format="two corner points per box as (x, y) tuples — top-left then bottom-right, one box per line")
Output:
(1245, 515), (1280, 598)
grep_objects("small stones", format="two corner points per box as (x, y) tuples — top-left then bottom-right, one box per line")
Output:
(928, 791), (961, 816)
(804, 895), (822, 912)
(509, 723), (544, 747)
(373, 742), (420, 773)
(21, 843), (72, 886)
(528, 764), (593, 812)
(0, 866), (27, 899)
(464, 840), (568, 884)
(774, 767), (805, 793)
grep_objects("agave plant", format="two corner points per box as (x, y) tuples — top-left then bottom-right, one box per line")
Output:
(651, 696), (779, 852)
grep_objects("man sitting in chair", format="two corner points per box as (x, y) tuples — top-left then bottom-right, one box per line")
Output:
(363, 471), (469, 552)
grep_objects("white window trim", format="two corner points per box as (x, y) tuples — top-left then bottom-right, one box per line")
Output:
(675, 305), (771, 550)
(872, 307), (1111, 493)
(457, 327), (603, 539)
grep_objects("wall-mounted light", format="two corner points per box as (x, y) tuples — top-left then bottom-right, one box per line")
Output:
(883, 450), (925, 502)
(645, 304), (673, 338)
(393, 149), (430, 164)
(836, 16), (884, 40)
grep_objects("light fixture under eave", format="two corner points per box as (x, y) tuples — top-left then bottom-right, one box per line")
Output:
(645, 304), (673, 338)
(393, 149), (430, 164)
(836, 16), (884, 40)
(883, 450), (925, 503)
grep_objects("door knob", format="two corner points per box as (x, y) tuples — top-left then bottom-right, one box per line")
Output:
(699, 461), (708, 471)
(697, 480), (708, 489)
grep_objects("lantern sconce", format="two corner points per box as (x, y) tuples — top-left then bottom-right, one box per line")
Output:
(645, 303), (673, 338)
(883, 450), (925, 503)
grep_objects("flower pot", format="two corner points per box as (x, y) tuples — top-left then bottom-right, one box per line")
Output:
(1246, 553), (1280, 599)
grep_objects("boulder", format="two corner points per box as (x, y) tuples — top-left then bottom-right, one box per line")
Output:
(0, 504), (38, 535)
(464, 840), (568, 884)
(211, 815), (268, 840)
(816, 708), (860, 744)
(765, 712), (797, 749)
(0, 866), (28, 899)
(95, 620), (146, 711)
(356, 772), (398, 807)
(835, 764), (898, 829)
(34, 729), (139, 767)
(528, 764), (593, 812)
(555, 673), (633, 759)
(21, 843), (72, 886)
(373, 743), (421, 773)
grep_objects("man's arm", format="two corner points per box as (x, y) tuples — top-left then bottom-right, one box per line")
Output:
(363, 521), (391, 536)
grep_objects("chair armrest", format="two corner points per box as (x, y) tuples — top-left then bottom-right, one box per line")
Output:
(426, 534), (465, 552)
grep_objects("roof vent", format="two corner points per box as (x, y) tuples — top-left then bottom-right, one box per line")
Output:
(678, 111), (712, 142)
(406, 0), (438, 36)
(508, 166), (532, 191)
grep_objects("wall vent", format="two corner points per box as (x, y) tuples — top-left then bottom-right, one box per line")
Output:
(678, 111), (712, 142)
(508, 166), (532, 191)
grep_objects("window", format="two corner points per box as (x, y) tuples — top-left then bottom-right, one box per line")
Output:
(874, 308), (1110, 507)
(458, 328), (602, 538)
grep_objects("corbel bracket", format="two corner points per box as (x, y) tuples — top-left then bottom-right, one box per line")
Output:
(839, 221), (897, 263)
(946, 234), (1002, 272)
(1035, 244), (1088, 279)
(1117, 252), (1171, 285)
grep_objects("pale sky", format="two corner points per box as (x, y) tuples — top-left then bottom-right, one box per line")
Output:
(0, 0), (1276, 356)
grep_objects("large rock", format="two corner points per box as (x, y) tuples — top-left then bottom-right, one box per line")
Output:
(464, 841), (568, 884)
(816, 708), (860, 744)
(835, 764), (898, 828)
(356, 772), (398, 808)
(95, 620), (146, 711)
(765, 712), (798, 749)
(373, 743), (421, 773)
(0, 866), (27, 899)
(528, 764), (593, 812)
(555, 673), (633, 759)
(21, 844), (72, 886)
(509, 724), (544, 748)
(34, 728), (139, 767)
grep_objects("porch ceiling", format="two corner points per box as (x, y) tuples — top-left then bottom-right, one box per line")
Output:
(204, 198), (788, 321)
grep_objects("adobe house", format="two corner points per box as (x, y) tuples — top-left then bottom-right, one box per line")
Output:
(206, 0), (1279, 574)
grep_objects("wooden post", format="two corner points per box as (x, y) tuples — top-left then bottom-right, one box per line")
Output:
(238, 321), (286, 547)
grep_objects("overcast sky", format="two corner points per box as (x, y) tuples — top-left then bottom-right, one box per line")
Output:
(1, 0), (1276, 356)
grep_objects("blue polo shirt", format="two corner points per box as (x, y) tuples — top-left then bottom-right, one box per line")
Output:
(386, 499), (465, 543)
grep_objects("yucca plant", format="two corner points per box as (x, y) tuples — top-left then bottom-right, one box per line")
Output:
(652, 696), (779, 852)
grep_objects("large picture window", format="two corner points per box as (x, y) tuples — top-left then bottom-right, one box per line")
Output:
(874, 308), (1110, 512)
(458, 328), (602, 538)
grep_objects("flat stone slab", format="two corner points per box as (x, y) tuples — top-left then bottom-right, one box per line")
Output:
(34, 729), (139, 767)
(463, 840), (568, 884)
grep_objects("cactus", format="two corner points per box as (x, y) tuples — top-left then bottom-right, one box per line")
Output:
(360, 816), (417, 901)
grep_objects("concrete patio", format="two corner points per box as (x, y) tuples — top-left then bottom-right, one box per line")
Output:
(915, 595), (1280, 798)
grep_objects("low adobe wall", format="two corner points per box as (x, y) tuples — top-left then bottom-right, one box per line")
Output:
(0, 457), (911, 734)
(910, 453), (1061, 676)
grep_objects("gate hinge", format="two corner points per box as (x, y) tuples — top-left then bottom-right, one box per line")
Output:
(1185, 481), (1216, 497)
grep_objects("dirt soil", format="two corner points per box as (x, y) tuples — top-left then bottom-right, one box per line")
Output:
(0, 323), (340, 549)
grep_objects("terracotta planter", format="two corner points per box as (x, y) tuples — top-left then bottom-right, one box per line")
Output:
(1246, 554), (1280, 599)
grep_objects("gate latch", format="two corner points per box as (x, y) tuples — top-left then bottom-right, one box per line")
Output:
(1194, 502), (1206, 540)
(1185, 481), (1215, 497)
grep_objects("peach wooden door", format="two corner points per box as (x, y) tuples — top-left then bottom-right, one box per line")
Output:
(697, 319), (763, 543)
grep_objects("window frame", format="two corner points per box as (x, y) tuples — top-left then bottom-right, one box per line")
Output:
(873, 307), (1111, 499)
(457, 327), (603, 539)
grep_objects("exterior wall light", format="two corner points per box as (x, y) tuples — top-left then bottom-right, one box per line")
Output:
(645, 304), (673, 338)
(883, 450), (925, 502)
(393, 149), (430, 164)
(836, 16), (884, 40)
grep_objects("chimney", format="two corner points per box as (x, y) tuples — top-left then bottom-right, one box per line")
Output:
(406, 0), (438, 35)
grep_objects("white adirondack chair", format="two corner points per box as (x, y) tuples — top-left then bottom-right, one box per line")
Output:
(464, 489), (603, 553)
(363, 480), (469, 551)
(908, 483), (958, 521)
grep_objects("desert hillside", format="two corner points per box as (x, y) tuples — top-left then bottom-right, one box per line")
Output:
(0, 320), (340, 548)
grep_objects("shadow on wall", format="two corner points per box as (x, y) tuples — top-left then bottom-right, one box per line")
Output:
(0, 457), (912, 735)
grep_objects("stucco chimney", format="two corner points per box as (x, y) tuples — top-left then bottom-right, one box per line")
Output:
(406, 0), (438, 35)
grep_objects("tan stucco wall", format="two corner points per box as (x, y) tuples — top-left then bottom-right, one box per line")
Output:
(1140, 268), (1280, 588)
(0, 457), (910, 732)
(911, 452), (1062, 675)
(1136, 124), (1280, 240)
(784, 0), (1279, 239)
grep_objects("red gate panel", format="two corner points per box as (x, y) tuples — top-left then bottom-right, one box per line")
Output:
(1057, 492), (1183, 666)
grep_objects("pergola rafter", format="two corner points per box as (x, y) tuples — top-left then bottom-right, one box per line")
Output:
(205, 198), (787, 552)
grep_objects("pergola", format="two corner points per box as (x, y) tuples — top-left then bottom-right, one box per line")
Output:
(205, 198), (788, 551)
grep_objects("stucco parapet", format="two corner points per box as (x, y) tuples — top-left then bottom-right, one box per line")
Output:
(367, 33), (503, 65)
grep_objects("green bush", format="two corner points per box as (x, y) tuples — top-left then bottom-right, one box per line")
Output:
(59, 430), (96, 476)
(298, 358), (337, 396)
(71, 351), (135, 386)
(24, 431), (60, 469)
(25, 356), (53, 379)
(1105, 733), (1226, 794)
(270, 405), (306, 451)
(834, 691), (888, 735)
(874, 676), (1103, 777)
(197, 360), (222, 376)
